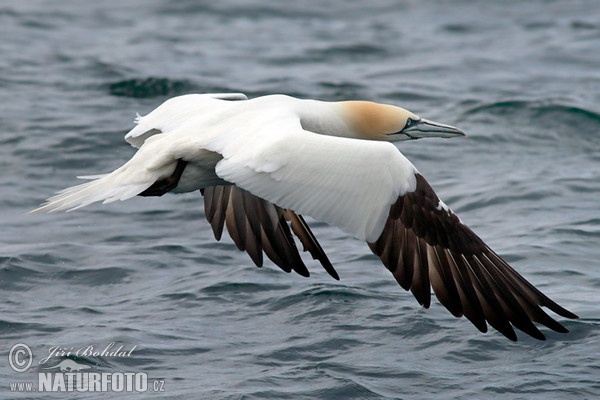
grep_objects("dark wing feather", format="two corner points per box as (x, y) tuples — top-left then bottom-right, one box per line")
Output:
(368, 173), (578, 341)
(284, 211), (340, 280)
(201, 186), (338, 279)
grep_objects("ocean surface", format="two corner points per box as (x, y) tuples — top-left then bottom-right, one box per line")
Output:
(1, 1), (599, 399)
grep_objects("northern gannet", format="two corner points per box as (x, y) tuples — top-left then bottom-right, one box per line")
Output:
(35, 93), (578, 341)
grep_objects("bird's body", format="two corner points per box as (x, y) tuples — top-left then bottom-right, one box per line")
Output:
(35, 93), (578, 341)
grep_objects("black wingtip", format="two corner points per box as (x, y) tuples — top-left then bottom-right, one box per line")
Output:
(558, 308), (579, 320)
(504, 329), (519, 342)
(294, 267), (310, 278)
(320, 258), (340, 281)
(330, 270), (341, 281)
(139, 159), (188, 197)
(285, 212), (340, 281)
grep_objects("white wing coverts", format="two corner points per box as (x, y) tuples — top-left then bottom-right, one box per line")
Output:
(34, 93), (578, 341)
(205, 114), (418, 242)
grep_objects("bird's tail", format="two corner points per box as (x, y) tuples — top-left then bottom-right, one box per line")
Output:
(32, 173), (151, 213)
(31, 155), (175, 213)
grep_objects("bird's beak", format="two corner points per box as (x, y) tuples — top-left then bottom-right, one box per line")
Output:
(397, 118), (466, 140)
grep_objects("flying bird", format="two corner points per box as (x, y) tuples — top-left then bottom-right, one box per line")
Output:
(34, 93), (578, 341)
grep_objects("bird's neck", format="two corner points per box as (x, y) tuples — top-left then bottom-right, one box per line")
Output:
(294, 99), (359, 138)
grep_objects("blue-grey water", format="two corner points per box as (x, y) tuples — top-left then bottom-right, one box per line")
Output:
(1, 1), (599, 399)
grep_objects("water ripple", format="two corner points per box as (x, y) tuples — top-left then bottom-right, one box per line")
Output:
(107, 77), (194, 98)
(464, 99), (600, 133)
(3, 1), (599, 399)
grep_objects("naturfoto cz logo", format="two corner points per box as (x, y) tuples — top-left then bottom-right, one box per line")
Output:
(8, 342), (165, 393)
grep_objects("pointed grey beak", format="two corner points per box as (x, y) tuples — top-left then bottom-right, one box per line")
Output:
(397, 118), (466, 140)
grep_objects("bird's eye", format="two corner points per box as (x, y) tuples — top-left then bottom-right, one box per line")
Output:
(403, 117), (421, 131)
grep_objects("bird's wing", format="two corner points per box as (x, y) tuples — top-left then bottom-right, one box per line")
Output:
(204, 114), (577, 340)
(368, 173), (578, 340)
(201, 185), (339, 279)
(125, 93), (247, 148)
(206, 114), (417, 242)
(122, 98), (339, 278)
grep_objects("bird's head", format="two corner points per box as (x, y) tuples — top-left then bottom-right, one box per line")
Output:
(340, 101), (466, 142)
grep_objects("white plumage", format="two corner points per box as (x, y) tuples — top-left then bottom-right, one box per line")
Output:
(34, 92), (578, 341)
(36, 93), (419, 241)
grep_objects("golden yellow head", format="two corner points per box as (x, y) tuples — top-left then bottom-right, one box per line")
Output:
(340, 101), (465, 141)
